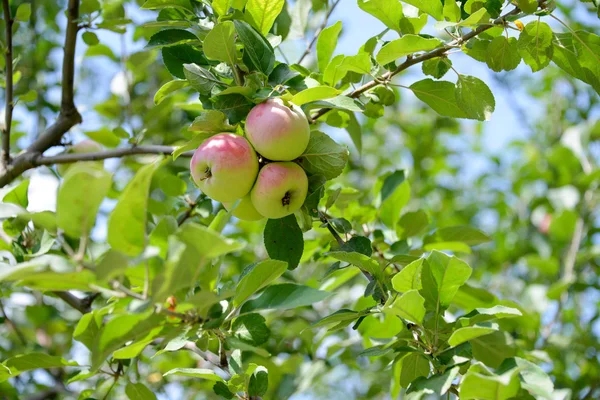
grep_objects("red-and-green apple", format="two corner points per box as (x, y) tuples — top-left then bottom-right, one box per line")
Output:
(245, 98), (310, 161)
(250, 162), (308, 219)
(223, 195), (264, 221)
(190, 133), (259, 203)
(57, 140), (104, 175)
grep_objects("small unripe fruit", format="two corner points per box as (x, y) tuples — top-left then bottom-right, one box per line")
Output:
(251, 162), (308, 219)
(224, 195), (264, 221)
(245, 98), (310, 161)
(57, 140), (104, 176)
(190, 133), (259, 203)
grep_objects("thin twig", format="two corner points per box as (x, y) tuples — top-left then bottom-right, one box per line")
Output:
(0, 298), (27, 345)
(310, 4), (525, 122)
(1, 0), (13, 166)
(0, 0), (82, 188)
(297, 0), (341, 65)
(31, 145), (190, 165)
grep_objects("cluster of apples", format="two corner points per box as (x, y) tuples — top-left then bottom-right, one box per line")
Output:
(190, 98), (311, 221)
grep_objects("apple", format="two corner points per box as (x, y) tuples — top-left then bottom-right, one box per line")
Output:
(190, 133), (259, 203)
(223, 195), (264, 221)
(245, 98), (310, 161)
(57, 140), (104, 175)
(250, 162), (308, 219)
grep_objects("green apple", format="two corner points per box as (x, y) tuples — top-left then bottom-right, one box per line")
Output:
(245, 98), (310, 161)
(57, 140), (104, 176)
(250, 162), (308, 219)
(223, 195), (264, 221)
(190, 133), (259, 203)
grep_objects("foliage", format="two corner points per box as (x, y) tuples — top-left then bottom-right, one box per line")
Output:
(0, 0), (598, 399)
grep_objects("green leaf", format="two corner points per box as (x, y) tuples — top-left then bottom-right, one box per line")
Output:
(183, 63), (222, 95)
(147, 29), (198, 48)
(391, 258), (423, 292)
(456, 306), (522, 327)
(471, 331), (515, 368)
(297, 131), (349, 180)
(406, 367), (460, 399)
(213, 381), (235, 399)
(409, 79), (467, 118)
(399, 353), (430, 388)
(176, 223), (244, 258)
(311, 309), (364, 329)
(517, 21), (553, 72)
(234, 259), (288, 306)
(379, 170), (410, 228)
(126, 382), (157, 400)
(419, 251), (472, 312)
(15, 3), (31, 21)
(203, 21), (237, 66)
(376, 35), (443, 65)
(96, 250), (129, 282)
(84, 127), (121, 147)
(0, 353), (78, 383)
(154, 79), (189, 105)
(162, 45), (208, 79)
(448, 324), (499, 347)
(240, 283), (330, 313)
(212, 0), (243, 16)
(443, 0), (461, 23)
(402, 0), (443, 20)
(456, 75), (495, 121)
(317, 21), (342, 72)
(16, 270), (95, 291)
(387, 289), (426, 323)
(213, 94), (253, 124)
(244, 0), (285, 36)
(141, 0), (194, 12)
(248, 368), (269, 397)
(234, 20), (275, 75)
(85, 44), (118, 60)
(74, 311), (102, 350)
(163, 368), (225, 382)
(424, 225), (491, 250)
(57, 165), (111, 238)
(323, 53), (372, 85)
(188, 109), (235, 134)
(327, 250), (383, 280)
(460, 7), (490, 27)
(345, 111), (362, 153)
(82, 31), (100, 46)
(268, 63), (300, 85)
(107, 160), (162, 256)
(422, 57), (451, 79)
(288, 0), (311, 40)
(264, 215), (303, 270)
(486, 36), (521, 72)
(291, 86), (340, 106)
(357, 0), (404, 33)
(3, 179), (30, 208)
(552, 31), (600, 94)
(517, 0), (538, 14)
(514, 357), (554, 398)
(232, 313), (270, 345)
(459, 362), (520, 400)
(92, 312), (164, 370)
(397, 210), (429, 239)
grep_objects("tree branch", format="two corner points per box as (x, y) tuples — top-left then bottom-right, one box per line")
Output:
(37, 145), (191, 165)
(1, 0), (13, 166)
(0, 298), (27, 345)
(297, 0), (341, 65)
(310, 5), (525, 122)
(0, 0), (82, 187)
(52, 291), (97, 314)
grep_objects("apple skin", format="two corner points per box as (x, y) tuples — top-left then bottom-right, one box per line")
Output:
(57, 140), (104, 176)
(223, 195), (264, 221)
(245, 98), (310, 161)
(190, 133), (259, 203)
(250, 162), (308, 219)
